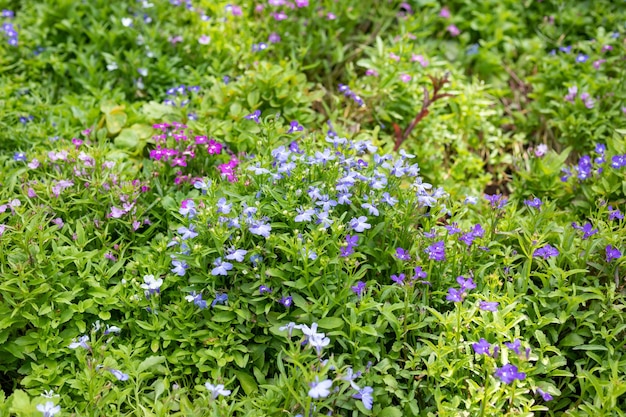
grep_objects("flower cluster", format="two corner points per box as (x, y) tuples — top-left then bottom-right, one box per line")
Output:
(1, 10), (17, 46)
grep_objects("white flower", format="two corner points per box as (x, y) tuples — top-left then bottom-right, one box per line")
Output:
(121, 17), (133, 27)
(308, 378), (332, 399)
(36, 401), (60, 417)
(205, 382), (231, 399)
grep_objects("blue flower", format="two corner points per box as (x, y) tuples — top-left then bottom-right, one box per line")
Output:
(472, 338), (492, 355)
(177, 224), (198, 240)
(495, 364), (526, 384)
(13, 152), (27, 162)
(171, 260), (189, 276)
(249, 221), (271, 238)
(349, 216), (371, 232)
(352, 386), (374, 410)
(211, 293), (228, 307)
(225, 248), (247, 262)
(107, 368), (129, 381)
(287, 120), (304, 134)
(211, 258), (233, 276)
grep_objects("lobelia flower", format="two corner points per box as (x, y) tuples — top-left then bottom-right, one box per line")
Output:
(349, 216), (371, 232)
(249, 221), (272, 238)
(524, 197), (542, 209)
(536, 388), (554, 401)
(205, 382), (231, 399)
(446, 288), (464, 303)
(457, 276), (476, 292)
(608, 206), (624, 221)
(308, 378), (333, 399)
(244, 110), (261, 123)
(107, 368), (129, 381)
(141, 274), (163, 297)
(472, 338), (492, 355)
(179, 199), (196, 219)
(425, 240), (445, 261)
(399, 73), (412, 83)
(535, 144), (548, 157)
(446, 24), (460, 36)
(36, 401), (61, 417)
(211, 293), (228, 307)
(505, 339), (522, 355)
(13, 152), (27, 162)
(533, 244), (559, 259)
(185, 292), (207, 309)
(279, 321), (302, 338)
(351, 281), (366, 298)
(391, 273), (406, 285)
(606, 245), (622, 262)
(572, 222), (598, 239)
(479, 301), (499, 311)
(279, 296), (293, 308)
(259, 285), (272, 294)
(211, 258), (233, 276)
(395, 247), (411, 261)
(352, 386), (374, 410)
(575, 53), (588, 63)
(225, 248), (247, 262)
(171, 260), (189, 276)
(287, 120), (304, 134)
(177, 224), (198, 240)
(495, 364), (526, 384)
(68, 335), (90, 350)
(198, 35), (210, 44)
(485, 193), (508, 209)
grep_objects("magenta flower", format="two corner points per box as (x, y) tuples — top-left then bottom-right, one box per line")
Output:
(447, 24), (460, 36)
(399, 73), (412, 83)
(440, 6), (450, 18)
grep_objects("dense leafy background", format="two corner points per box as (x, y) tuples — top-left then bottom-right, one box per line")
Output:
(0, 0), (625, 416)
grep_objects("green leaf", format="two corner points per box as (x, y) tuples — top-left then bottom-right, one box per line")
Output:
(104, 105), (127, 135)
(212, 311), (236, 322)
(560, 333), (585, 347)
(317, 317), (344, 330)
(138, 355), (166, 373)
(114, 128), (139, 149)
(234, 370), (258, 395)
(379, 406), (403, 417)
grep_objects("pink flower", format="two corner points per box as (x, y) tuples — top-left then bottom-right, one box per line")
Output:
(110, 207), (125, 218)
(440, 7), (450, 18)
(602, 45), (613, 53)
(389, 52), (401, 62)
(295, 0), (309, 6)
(399, 73), (411, 83)
(365, 69), (379, 77)
(447, 24), (460, 37)
(593, 59), (606, 69)
(198, 35), (210, 45)
(327, 12), (336, 20)
(273, 11), (288, 20)
(411, 53), (429, 67)
(230, 5), (242, 16)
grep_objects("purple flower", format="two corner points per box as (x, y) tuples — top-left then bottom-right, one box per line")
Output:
(485, 193), (508, 209)
(606, 245), (622, 262)
(177, 224), (198, 240)
(576, 53), (588, 63)
(495, 364), (526, 384)
(244, 110), (261, 123)
(533, 244), (559, 259)
(259, 285), (272, 294)
(479, 301), (499, 311)
(107, 368), (129, 381)
(171, 260), (189, 276)
(352, 386), (374, 410)
(572, 222), (598, 239)
(249, 221), (272, 238)
(425, 240), (445, 261)
(395, 247), (411, 261)
(349, 216), (371, 232)
(524, 197), (542, 209)
(225, 249), (247, 262)
(185, 292), (207, 309)
(279, 296), (293, 308)
(472, 338), (491, 355)
(351, 281), (366, 298)
(446, 288), (463, 303)
(68, 335), (90, 350)
(413, 266), (427, 280)
(179, 199), (196, 219)
(608, 206), (624, 221)
(287, 120), (304, 134)
(13, 152), (27, 162)
(447, 24), (460, 36)
(391, 273), (406, 285)
(456, 276), (476, 292)
(505, 339), (522, 355)
(536, 388), (554, 401)
(211, 258), (233, 276)
(211, 293), (228, 307)
(268, 32), (281, 43)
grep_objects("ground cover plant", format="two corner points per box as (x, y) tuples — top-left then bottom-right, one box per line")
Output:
(0, 0), (625, 416)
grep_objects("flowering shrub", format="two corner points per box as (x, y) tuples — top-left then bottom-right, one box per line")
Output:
(1, 1), (625, 416)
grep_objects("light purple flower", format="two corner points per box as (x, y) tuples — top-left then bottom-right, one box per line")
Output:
(349, 216), (371, 232)
(606, 245), (622, 262)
